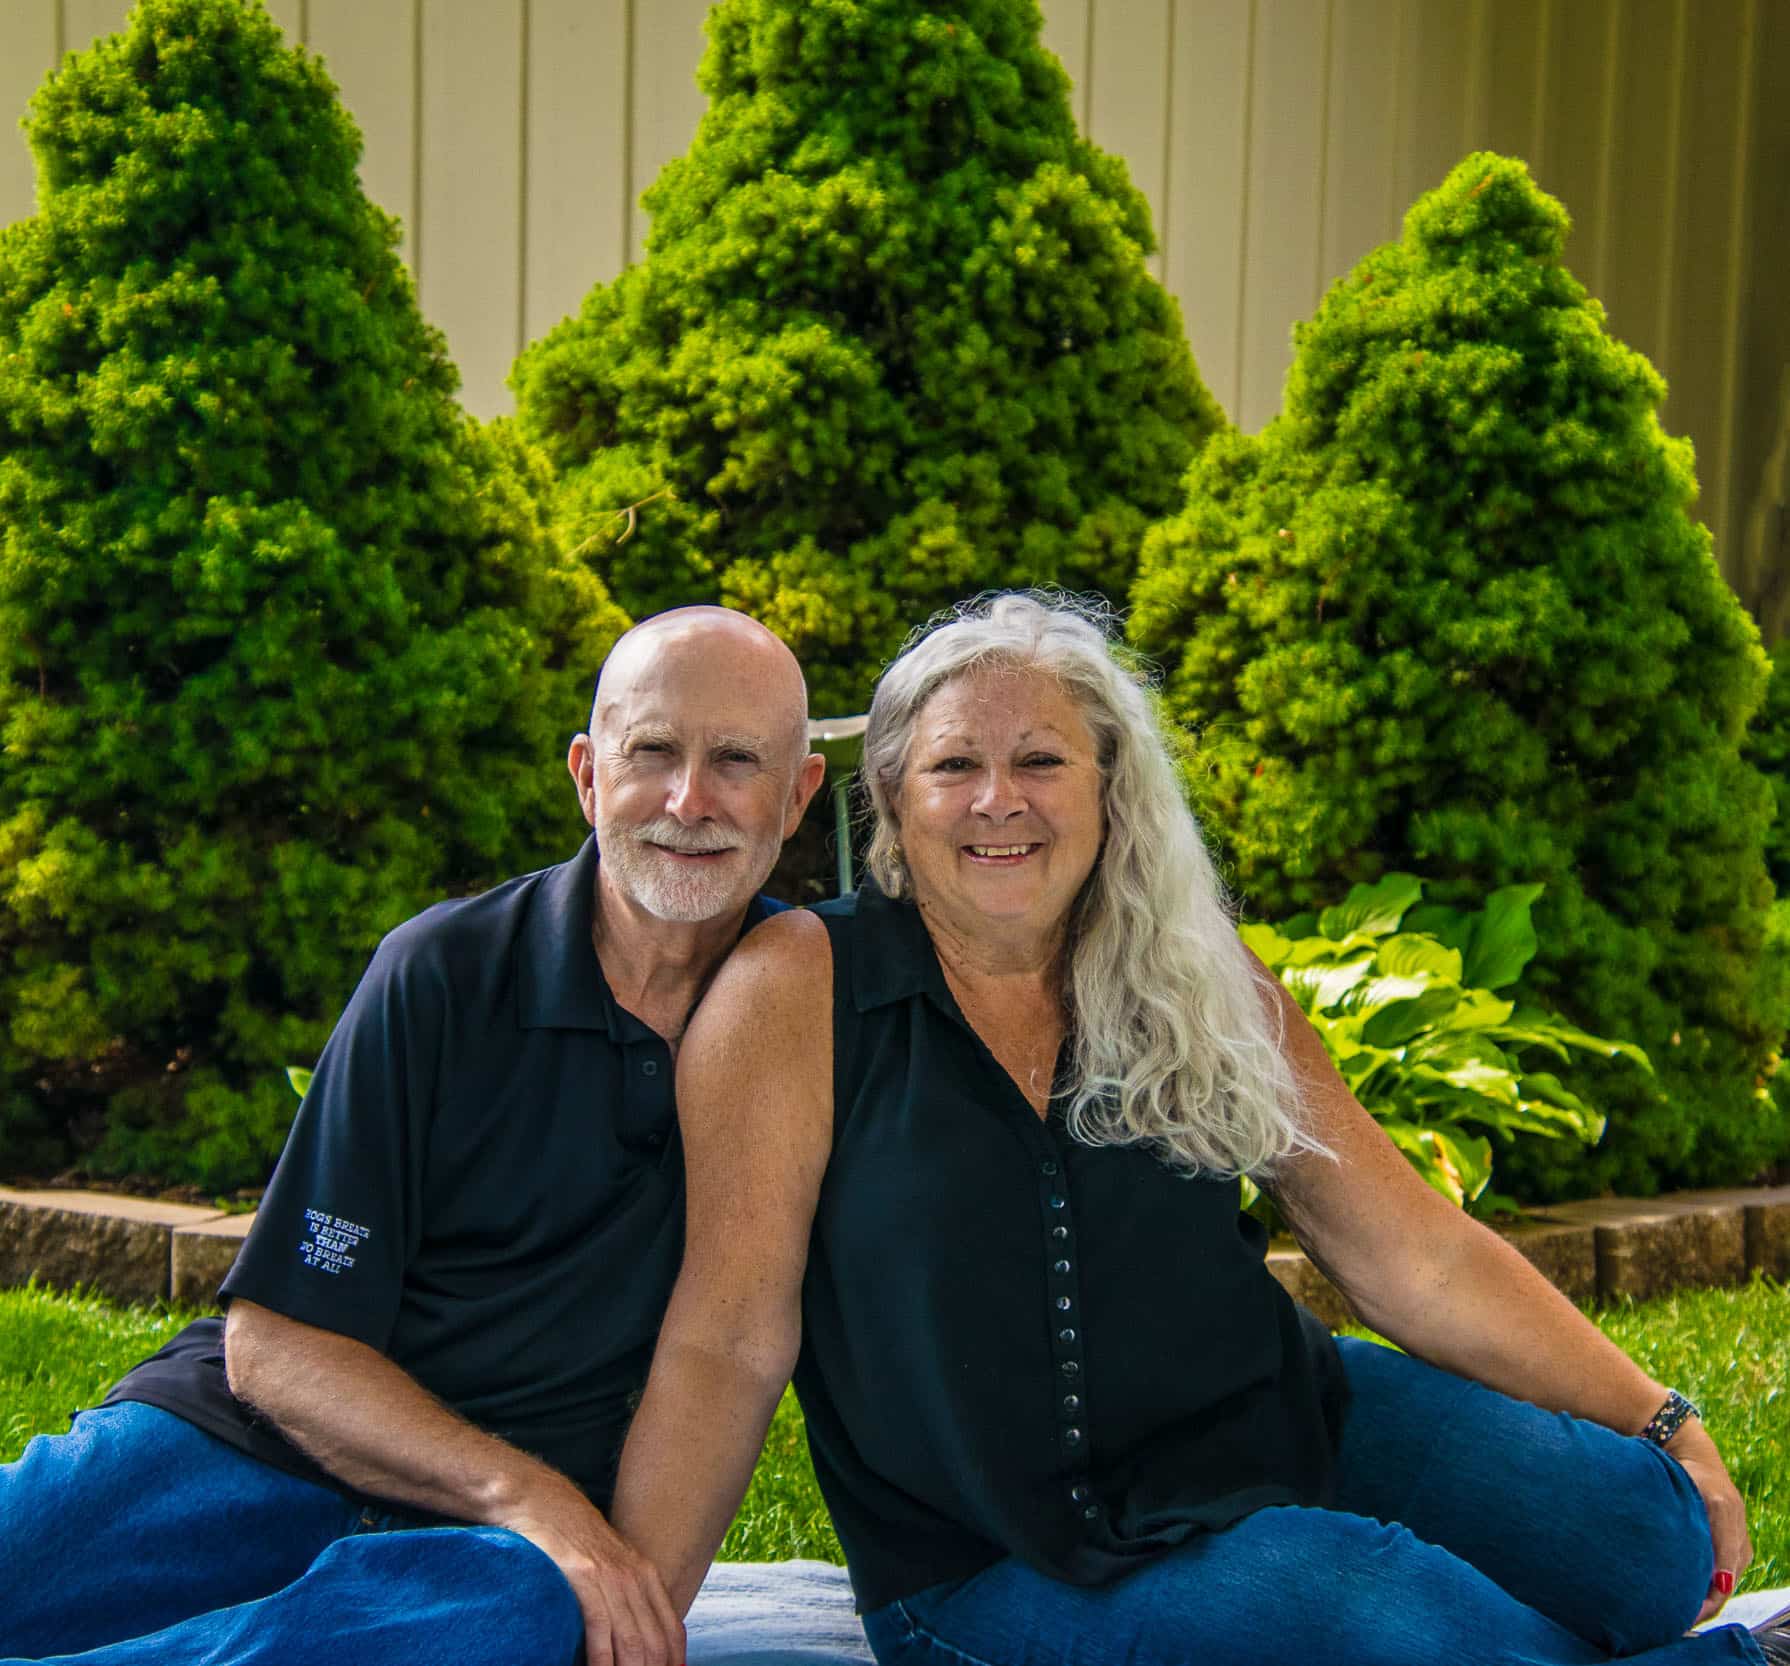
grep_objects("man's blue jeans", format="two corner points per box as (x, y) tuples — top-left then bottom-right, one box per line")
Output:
(863, 1338), (1766, 1666)
(0, 1402), (584, 1664)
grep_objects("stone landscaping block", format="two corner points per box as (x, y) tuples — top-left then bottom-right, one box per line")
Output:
(1266, 1241), (1354, 1332)
(1654, 1187), (1790, 1281)
(1533, 1196), (1747, 1303)
(1494, 1218), (1598, 1304)
(172, 1213), (255, 1309)
(0, 1187), (227, 1306)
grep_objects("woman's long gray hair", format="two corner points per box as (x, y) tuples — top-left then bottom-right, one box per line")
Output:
(862, 591), (1330, 1178)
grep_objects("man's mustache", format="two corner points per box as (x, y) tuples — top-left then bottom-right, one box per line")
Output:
(629, 818), (739, 855)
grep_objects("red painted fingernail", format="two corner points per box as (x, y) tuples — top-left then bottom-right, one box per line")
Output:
(1715, 1570), (1735, 1596)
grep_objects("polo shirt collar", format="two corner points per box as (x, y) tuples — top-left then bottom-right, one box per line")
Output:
(517, 834), (784, 1032)
(849, 877), (952, 1013)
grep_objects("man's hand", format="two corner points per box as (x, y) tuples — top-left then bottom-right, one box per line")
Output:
(1667, 1420), (1752, 1624)
(502, 1473), (685, 1666)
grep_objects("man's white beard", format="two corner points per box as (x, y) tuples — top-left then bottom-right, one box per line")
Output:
(596, 813), (776, 923)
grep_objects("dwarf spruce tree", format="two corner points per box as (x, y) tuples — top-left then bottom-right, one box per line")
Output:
(0, 0), (627, 1188)
(1131, 154), (1784, 1198)
(515, 0), (1218, 712)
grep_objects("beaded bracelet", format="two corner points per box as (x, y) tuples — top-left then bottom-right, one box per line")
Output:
(1639, 1389), (1702, 1448)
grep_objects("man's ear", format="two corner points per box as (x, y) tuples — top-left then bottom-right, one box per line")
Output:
(568, 733), (599, 830)
(784, 750), (828, 837)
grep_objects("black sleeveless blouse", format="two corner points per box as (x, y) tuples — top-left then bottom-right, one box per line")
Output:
(793, 883), (1348, 1613)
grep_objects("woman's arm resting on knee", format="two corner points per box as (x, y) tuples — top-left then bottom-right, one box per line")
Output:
(611, 910), (836, 1616)
(1250, 949), (1753, 1615)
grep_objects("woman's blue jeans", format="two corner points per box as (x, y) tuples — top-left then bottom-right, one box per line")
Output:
(0, 1402), (584, 1664)
(863, 1338), (1765, 1666)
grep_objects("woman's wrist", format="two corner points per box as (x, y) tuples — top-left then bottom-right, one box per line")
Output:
(1638, 1388), (1703, 1450)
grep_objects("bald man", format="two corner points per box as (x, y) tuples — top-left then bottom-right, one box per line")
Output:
(0, 609), (824, 1666)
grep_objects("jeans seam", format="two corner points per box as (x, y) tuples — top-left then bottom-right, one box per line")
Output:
(893, 1600), (1004, 1666)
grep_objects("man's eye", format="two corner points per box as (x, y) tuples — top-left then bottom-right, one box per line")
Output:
(719, 751), (759, 766)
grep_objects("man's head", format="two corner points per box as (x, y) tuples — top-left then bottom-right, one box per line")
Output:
(569, 607), (825, 924)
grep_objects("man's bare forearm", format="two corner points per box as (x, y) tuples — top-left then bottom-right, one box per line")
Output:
(223, 1298), (583, 1526)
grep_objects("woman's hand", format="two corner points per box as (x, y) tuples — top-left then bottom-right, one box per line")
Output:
(1666, 1420), (1752, 1622)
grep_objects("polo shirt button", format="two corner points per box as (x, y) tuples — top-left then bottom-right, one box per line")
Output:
(1052, 1259), (1070, 1275)
(1062, 1360), (1080, 1376)
(1048, 1194), (1065, 1210)
(641, 1059), (659, 1076)
(1051, 1225), (1068, 1241)
(1055, 1296), (1072, 1312)
(1063, 1394), (1081, 1411)
(1041, 1159), (1059, 1176)
(1070, 1484), (1091, 1503)
(1058, 1328), (1076, 1344)
(1083, 1505), (1100, 1521)
(1065, 1427), (1083, 1445)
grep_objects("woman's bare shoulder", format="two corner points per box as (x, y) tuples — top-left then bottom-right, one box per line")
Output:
(686, 907), (835, 1067)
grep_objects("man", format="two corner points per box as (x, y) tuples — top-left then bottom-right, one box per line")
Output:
(0, 607), (825, 1666)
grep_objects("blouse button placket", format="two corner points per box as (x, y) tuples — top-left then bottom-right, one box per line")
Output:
(1038, 1139), (1096, 1524)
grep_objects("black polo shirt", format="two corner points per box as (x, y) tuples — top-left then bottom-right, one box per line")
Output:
(794, 882), (1346, 1612)
(106, 836), (784, 1512)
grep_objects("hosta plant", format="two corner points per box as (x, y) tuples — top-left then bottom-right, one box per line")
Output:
(1242, 873), (1648, 1212)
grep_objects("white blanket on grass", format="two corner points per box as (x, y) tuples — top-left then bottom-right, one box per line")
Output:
(684, 1563), (1788, 1665)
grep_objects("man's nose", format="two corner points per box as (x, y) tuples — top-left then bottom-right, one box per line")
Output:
(666, 761), (717, 821)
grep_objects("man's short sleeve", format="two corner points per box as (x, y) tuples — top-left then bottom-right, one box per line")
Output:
(220, 922), (444, 1351)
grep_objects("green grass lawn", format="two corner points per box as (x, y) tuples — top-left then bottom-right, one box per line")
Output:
(3, 1278), (1784, 1587)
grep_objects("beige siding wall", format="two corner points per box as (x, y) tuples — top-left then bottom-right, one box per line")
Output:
(1, 0), (1785, 618)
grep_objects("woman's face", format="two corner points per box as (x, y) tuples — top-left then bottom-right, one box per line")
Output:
(894, 665), (1106, 937)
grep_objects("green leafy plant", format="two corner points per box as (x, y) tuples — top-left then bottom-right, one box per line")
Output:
(515, 0), (1220, 712)
(1243, 874), (1647, 1210)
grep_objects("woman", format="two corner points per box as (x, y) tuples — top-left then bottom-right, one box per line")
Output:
(613, 591), (1784, 1666)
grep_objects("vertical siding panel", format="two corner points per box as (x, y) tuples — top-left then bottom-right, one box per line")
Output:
(1038, 0), (1091, 122)
(1396, 1), (1476, 211)
(1237, 0), (1327, 433)
(59, 1), (129, 55)
(628, 0), (710, 261)
(419, 0), (524, 418)
(1320, 0), (1400, 290)
(309, 0), (419, 268)
(525, 0), (629, 340)
(1087, 0), (1172, 278)
(1735, 0), (1790, 621)
(1479, 0), (1545, 171)
(1666, 0), (1748, 557)
(1, 6), (58, 226)
(1162, 0), (1253, 418)
(1599, 0), (1678, 370)
(263, 0), (303, 41)
(1543, 0), (1615, 298)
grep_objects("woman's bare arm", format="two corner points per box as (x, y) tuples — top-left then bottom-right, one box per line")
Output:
(610, 909), (836, 1614)
(1253, 947), (1751, 1613)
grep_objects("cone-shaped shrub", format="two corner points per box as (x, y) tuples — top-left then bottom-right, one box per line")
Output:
(1131, 153), (1784, 1198)
(515, 0), (1219, 713)
(0, 0), (627, 1188)
(1749, 641), (1790, 894)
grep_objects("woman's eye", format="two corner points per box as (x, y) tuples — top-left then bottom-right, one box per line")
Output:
(1024, 754), (1065, 768)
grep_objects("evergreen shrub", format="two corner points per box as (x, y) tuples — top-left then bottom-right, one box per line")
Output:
(515, 0), (1219, 713)
(1749, 639), (1790, 894)
(0, 0), (627, 1188)
(1131, 153), (1785, 1198)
